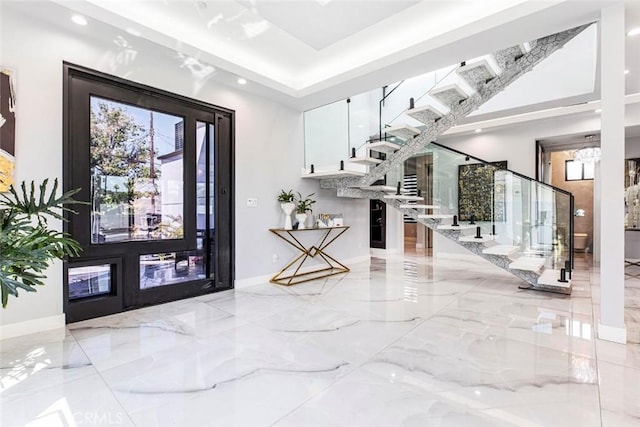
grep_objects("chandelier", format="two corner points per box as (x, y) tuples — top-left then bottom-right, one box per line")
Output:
(574, 135), (601, 163)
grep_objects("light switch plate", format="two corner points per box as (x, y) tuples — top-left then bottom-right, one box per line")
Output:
(247, 198), (258, 208)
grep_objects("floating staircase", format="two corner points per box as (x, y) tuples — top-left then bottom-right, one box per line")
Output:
(304, 24), (588, 294)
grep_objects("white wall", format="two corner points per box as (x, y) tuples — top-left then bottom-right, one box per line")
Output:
(0, 4), (368, 332)
(626, 136), (640, 158)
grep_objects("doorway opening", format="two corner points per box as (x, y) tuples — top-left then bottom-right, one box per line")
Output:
(403, 154), (433, 256)
(537, 134), (597, 256)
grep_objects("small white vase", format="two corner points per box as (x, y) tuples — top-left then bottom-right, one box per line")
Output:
(281, 202), (295, 230)
(295, 213), (307, 229)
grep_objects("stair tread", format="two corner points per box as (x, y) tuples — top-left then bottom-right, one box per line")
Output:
(399, 204), (440, 209)
(383, 124), (421, 140)
(456, 58), (499, 83)
(536, 269), (572, 289)
(301, 170), (365, 179)
(359, 185), (408, 193)
(482, 245), (520, 256)
(459, 235), (494, 243)
(509, 256), (546, 272)
(418, 214), (452, 219)
(348, 156), (383, 165)
(385, 195), (424, 201)
(438, 224), (477, 230)
(406, 104), (444, 124)
(368, 141), (401, 154)
(428, 83), (469, 106)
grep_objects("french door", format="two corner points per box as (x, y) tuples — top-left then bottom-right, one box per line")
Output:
(63, 64), (233, 323)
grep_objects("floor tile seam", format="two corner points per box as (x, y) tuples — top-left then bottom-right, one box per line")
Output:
(345, 290), (466, 384)
(583, 263), (605, 427)
(265, 360), (371, 427)
(423, 316), (598, 358)
(72, 324), (246, 374)
(85, 366), (138, 427)
(592, 346), (640, 370)
(346, 359), (601, 411)
(0, 331), (103, 406)
(69, 303), (244, 339)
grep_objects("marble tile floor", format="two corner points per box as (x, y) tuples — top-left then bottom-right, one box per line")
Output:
(1, 253), (640, 426)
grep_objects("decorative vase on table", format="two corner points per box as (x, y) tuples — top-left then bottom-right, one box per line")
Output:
(281, 202), (295, 230)
(295, 213), (308, 229)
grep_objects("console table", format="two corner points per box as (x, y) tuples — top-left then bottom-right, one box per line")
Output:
(269, 226), (350, 285)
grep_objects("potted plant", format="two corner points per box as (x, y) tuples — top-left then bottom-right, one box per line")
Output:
(295, 192), (315, 229)
(0, 179), (83, 308)
(277, 189), (295, 230)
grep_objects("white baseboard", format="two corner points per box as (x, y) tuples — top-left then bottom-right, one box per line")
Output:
(370, 248), (401, 257)
(234, 255), (371, 290)
(0, 314), (66, 341)
(235, 273), (274, 289)
(597, 321), (627, 344)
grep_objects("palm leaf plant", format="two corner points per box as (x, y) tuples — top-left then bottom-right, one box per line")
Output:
(0, 179), (83, 308)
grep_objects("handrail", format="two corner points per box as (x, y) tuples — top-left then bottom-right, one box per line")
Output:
(383, 63), (462, 132)
(429, 141), (573, 197)
(379, 80), (405, 140)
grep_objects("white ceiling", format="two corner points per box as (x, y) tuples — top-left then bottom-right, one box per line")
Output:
(235, 0), (420, 50)
(7, 0), (640, 112)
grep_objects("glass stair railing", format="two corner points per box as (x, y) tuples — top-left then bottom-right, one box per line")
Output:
(303, 24), (592, 293)
(302, 23), (591, 189)
(339, 142), (574, 294)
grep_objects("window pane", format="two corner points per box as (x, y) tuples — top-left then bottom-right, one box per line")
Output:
(140, 247), (205, 289)
(69, 264), (111, 300)
(583, 161), (595, 179)
(566, 160), (583, 181)
(90, 96), (184, 243)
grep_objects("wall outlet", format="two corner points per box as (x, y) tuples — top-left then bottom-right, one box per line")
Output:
(272, 253), (279, 263)
(247, 198), (258, 208)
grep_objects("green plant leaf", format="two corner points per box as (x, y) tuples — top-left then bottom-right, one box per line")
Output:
(0, 179), (85, 308)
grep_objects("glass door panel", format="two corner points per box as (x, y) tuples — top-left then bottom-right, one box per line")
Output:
(208, 123), (216, 279)
(90, 96), (185, 244)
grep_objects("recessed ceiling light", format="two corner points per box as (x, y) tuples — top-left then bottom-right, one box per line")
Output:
(625, 69), (630, 75)
(237, 78), (247, 85)
(595, 108), (602, 113)
(126, 28), (141, 37)
(71, 14), (88, 26)
(628, 28), (640, 37)
(475, 128), (482, 133)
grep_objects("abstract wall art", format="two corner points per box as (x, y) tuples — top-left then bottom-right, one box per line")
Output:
(0, 69), (16, 193)
(458, 161), (507, 222)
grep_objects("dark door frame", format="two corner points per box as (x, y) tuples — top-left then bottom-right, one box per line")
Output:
(63, 63), (234, 322)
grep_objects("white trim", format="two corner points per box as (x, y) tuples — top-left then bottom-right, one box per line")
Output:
(445, 92), (640, 135)
(597, 321), (627, 344)
(370, 248), (401, 256)
(235, 273), (273, 289)
(234, 255), (371, 289)
(0, 314), (66, 341)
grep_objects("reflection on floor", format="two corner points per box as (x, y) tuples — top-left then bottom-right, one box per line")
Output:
(2, 253), (640, 426)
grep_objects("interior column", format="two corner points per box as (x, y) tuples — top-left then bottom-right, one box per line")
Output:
(599, 2), (626, 343)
